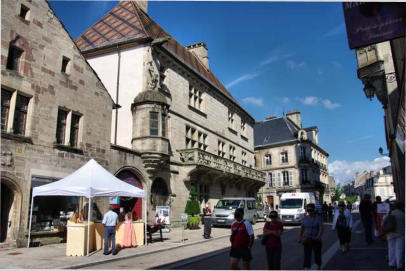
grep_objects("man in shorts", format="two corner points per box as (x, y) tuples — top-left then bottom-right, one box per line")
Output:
(229, 208), (255, 270)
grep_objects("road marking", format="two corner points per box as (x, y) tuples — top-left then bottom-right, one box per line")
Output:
(311, 220), (361, 270)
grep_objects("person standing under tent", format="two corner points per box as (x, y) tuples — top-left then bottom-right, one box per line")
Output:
(103, 205), (118, 255)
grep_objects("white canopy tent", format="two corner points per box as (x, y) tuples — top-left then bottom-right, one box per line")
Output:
(28, 159), (147, 256)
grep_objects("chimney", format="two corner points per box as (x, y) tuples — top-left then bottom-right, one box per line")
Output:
(135, 1), (148, 14)
(265, 115), (277, 120)
(286, 110), (302, 128)
(186, 42), (209, 69)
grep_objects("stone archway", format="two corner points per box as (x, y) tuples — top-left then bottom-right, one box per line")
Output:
(0, 177), (22, 244)
(116, 169), (144, 220)
(150, 177), (169, 209)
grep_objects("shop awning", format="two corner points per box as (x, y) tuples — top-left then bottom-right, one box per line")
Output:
(32, 159), (146, 199)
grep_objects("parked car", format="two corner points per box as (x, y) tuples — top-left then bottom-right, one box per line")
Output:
(212, 197), (257, 226)
(279, 192), (315, 224)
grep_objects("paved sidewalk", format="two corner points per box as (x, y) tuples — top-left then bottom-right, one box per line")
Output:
(0, 222), (265, 269)
(323, 214), (392, 270)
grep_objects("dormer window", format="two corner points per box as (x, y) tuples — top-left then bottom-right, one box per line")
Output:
(265, 154), (271, 165)
(19, 4), (30, 20)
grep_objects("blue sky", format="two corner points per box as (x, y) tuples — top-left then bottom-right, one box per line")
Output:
(49, 1), (390, 184)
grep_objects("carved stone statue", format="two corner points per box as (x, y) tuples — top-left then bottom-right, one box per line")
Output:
(145, 48), (162, 91)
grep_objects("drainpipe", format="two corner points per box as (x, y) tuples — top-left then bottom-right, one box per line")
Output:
(114, 46), (121, 145)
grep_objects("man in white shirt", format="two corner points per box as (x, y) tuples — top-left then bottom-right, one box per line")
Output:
(103, 205), (118, 255)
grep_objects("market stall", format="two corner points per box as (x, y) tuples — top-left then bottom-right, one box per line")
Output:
(27, 159), (147, 256)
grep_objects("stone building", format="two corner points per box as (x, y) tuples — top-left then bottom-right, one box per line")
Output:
(364, 166), (395, 201)
(0, 0), (118, 246)
(354, 39), (405, 203)
(354, 171), (375, 199)
(74, 2), (265, 220)
(254, 111), (330, 207)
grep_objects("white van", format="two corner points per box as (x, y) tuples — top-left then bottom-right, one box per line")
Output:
(212, 197), (257, 226)
(279, 192), (315, 224)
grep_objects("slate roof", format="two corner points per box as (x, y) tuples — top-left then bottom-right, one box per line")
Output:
(254, 117), (299, 147)
(74, 1), (240, 108)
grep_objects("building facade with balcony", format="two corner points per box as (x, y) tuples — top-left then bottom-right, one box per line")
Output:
(354, 39), (405, 204)
(254, 111), (330, 208)
(75, 1), (265, 220)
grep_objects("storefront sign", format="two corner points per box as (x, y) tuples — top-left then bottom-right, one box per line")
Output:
(343, 3), (406, 49)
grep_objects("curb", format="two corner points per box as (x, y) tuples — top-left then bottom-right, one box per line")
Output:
(60, 225), (265, 269)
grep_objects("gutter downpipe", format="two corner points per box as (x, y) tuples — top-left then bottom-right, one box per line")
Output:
(114, 45), (121, 145)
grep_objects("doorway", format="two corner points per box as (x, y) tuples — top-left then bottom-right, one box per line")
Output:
(1, 182), (14, 242)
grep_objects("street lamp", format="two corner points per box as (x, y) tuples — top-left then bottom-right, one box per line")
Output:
(378, 146), (389, 156)
(363, 83), (375, 100)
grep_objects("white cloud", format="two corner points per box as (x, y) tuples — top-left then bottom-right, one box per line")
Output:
(331, 61), (342, 68)
(329, 157), (391, 185)
(286, 60), (306, 70)
(282, 97), (290, 104)
(260, 50), (294, 66)
(297, 96), (341, 110)
(322, 23), (346, 38)
(322, 99), (341, 110)
(346, 135), (374, 144)
(226, 73), (259, 88)
(242, 96), (264, 106)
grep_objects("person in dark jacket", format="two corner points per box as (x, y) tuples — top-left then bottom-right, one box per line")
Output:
(359, 194), (374, 245)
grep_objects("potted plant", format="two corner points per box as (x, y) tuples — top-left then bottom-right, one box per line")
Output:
(184, 186), (201, 230)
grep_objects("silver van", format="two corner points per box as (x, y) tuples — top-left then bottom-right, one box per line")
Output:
(212, 197), (257, 226)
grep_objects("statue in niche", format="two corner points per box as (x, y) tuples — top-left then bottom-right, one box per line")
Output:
(145, 48), (163, 92)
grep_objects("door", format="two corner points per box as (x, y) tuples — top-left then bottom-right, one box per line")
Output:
(1, 182), (13, 242)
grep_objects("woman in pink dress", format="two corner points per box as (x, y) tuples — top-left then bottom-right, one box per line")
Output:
(123, 212), (137, 248)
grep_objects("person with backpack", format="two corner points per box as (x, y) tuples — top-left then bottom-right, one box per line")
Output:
(332, 201), (353, 252)
(384, 201), (405, 270)
(229, 208), (255, 270)
(298, 203), (323, 270)
(262, 210), (284, 270)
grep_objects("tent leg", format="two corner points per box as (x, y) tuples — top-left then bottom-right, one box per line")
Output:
(27, 196), (34, 248)
(144, 199), (147, 246)
(87, 197), (91, 256)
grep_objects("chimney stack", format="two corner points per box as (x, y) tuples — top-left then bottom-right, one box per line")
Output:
(135, 1), (148, 14)
(286, 110), (302, 128)
(186, 42), (209, 69)
(265, 115), (277, 120)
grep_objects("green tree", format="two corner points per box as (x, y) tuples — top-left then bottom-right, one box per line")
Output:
(345, 195), (358, 204)
(332, 184), (343, 202)
(184, 185), (200, 216)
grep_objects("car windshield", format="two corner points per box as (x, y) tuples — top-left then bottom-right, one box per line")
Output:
(215, 200), (241, 209)
(280, 199), (303, 209)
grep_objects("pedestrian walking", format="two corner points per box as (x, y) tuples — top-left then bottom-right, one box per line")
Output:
(202, 203), (212, 239)
(322, 202), (328, 222)
(384, 201), (405, 270)
(102, 205), (119, 255)
(328, 203), (333, 222)
(372, 196), (384, 238)
(298, 203), (323, 270)
(262, 211), (283, 270)
(229, 208), (254, 270)
(359, 194), (374, 245)
(332, 201), (352, 252)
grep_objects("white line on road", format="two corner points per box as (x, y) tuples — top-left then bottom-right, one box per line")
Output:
(311, 219), (361, 270)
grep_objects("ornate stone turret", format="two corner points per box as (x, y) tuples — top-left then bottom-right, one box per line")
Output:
(131, 49), (170, 177)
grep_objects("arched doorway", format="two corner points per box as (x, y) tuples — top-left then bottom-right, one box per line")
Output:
(1, 182), (14, 242)
(150, 178), (169, 209)
(116, 170), (143, 220)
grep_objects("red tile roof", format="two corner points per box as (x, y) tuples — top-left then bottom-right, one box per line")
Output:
(75, 1), (245, 109)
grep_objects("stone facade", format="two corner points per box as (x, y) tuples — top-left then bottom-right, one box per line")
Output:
(75, 1), (265, 222)
(360, 167), (395, 201)
(255, 112), (330, 208)
(355, 40), (405, 204)
(0, 0), (118, 246)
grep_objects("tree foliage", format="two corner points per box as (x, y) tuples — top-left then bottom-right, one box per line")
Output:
(345, 195), (358, 204)
(332, 184), (344, 203)
(184, 185), (200, 216)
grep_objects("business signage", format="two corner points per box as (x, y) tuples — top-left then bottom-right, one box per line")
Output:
(343, 3), (406, 49)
